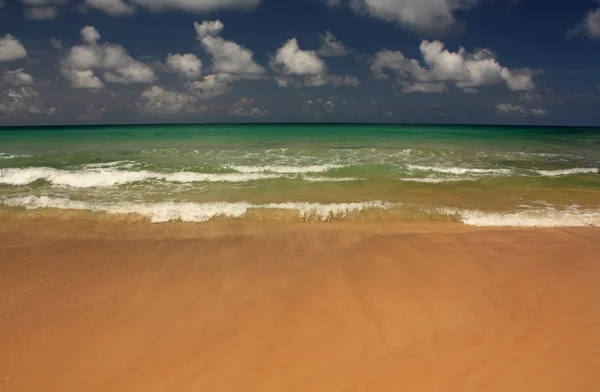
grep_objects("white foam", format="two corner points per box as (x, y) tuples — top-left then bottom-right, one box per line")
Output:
(2, 196), (393, 223)
(82, 161), (138, 169)
(398, 177), (466, 183)
(2, 196), (251, 222)
(0, 153), (28, 160)
(228, 164), (345, 174)
(442, 207), (600, 227)
(303, 177), (363, 182)
(263, 201), (392, 221)
(407, 164), (511, 175)
(534, 168), (599, 176)
(0, 167), (282, 188)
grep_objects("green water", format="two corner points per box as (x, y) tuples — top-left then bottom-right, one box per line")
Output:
(1, 124), (599, 225)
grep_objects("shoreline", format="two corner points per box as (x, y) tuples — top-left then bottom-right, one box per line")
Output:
(2, 218), (600, 391)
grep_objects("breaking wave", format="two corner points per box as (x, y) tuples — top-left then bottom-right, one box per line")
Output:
(2, 196), (392, 223)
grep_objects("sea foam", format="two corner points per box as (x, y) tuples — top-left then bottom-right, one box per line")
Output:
(0, 153), (29, 160)
(228, 164), (345, 174)
(2, 196), (392, 223)
(534, 168), (599, 176)
(406, 164), (512, 175)
(0, 167), (283, 188)
(442, 207), (600, 227)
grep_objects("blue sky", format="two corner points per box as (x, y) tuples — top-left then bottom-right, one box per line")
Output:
(0, 0), (599, 126)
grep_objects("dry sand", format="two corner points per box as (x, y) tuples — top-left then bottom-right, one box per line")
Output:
(1, 218), (600, 392)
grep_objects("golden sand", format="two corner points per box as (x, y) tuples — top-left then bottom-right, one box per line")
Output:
(1, 218), (600, 392)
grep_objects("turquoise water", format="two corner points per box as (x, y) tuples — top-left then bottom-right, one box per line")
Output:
(1, 124), (599, 225)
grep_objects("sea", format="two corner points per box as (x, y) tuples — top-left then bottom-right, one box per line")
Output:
(1, 123), (599, 226)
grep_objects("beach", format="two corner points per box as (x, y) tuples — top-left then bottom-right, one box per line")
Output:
(2, 217), (600, 392)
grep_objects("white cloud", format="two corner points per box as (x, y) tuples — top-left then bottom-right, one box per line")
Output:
(318, 31), (349, 57)
(85, 0), (136, 16)
(0, 87), (55, 116)
(63, 69), (104, 88)
(325, 0), (480, 34)
(2, 69), (35, 85)
(166, 53), (202, 79)
(81, 26), (100, 43)
(495, 102), (548, 116)
(129, 0), (261, 12)
(272, 38), (327, 75)
(371, 40), (536, 93)
(228, 97), (268, 116)
(194, 20), (265, 79)
(271, 38), (359, 88)
(568, 6), (600, 39)
(139, 85), (198, 114)
(189, 74), (231, 99)
(25, 6), (59, 20)
(61, 26), (156, 88)
(400, 81), (447, 93)
(0, 35), (28, 62)
(186, 20), (264, 98)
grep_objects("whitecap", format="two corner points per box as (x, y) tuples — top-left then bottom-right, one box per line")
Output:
(2, 196), (394, 223)
(534, 168), (599, 176)
(406, 164), (512, 175)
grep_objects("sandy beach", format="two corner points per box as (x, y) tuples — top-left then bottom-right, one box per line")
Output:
(1, 217), (600, 392)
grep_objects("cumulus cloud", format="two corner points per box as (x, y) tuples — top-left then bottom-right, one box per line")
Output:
(2, 69), (35, 85)
(495, 102), (548, 116)
(186, 20), (265, 98)
(273, 38), (327, 75)
(61, 26), (156, 88)
(228, 97), (268, 116)
(0, 87), (56, 116)
(85, 0), (136, 16)
(139, 85), (198, 114)
(318, 31), (349, 57)
(325, 0), (481, 35)
(0, 35), (28, 62)
(271, 38), (360, 88)
(188, 74), (231, 99)
(568, 5), (600, 39)
(165, 53), (202, 79)
(194, 20), (265, 79)
(81, 26), (100, 43)
(371, 40), (536, 93)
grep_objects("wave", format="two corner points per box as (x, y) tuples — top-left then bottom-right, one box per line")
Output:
(303, 177), (363, 182)
(0, 167), (283, 188)
(406, 164), (511, 175)
(441, 207), (600, 227)
(397, 177), (466, 183)
(534, 168), (599, 176)
(228, 164), (345, 174)
(2, 196), (392, 223)
(0, 153), (29, 160)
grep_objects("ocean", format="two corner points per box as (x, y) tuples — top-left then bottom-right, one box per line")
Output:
(1, 123), (599, 226)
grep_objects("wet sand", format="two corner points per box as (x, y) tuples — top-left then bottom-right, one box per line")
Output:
(1, 218), (600, 392)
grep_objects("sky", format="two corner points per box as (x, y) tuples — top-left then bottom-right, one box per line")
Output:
(1, 0), (600, 126)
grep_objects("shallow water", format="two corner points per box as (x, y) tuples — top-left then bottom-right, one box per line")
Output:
(1, 123), (599, 226)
